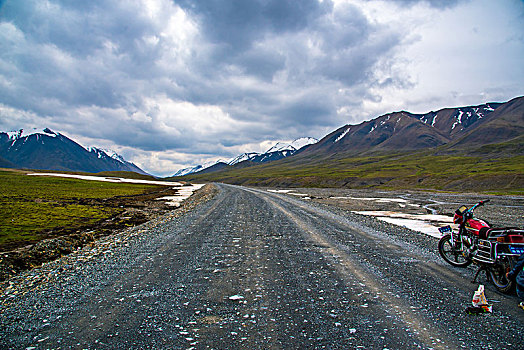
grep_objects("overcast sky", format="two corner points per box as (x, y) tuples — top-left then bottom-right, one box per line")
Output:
(1, 0), (523, 176)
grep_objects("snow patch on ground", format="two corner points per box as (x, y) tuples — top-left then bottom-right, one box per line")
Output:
(27, 172), (206, 207)
(156, 184), (205, 207)
(334, 127), (350, 143)
(288, 193), (310, 196)
(268, 189), (311, 199)
(353, 211), (454, 238)
(267, 190), (459, 237)
(331, 196), (408, 207)
(27, 173), (184, 186)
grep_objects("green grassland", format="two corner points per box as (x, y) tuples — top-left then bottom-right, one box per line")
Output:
(0, 169), (161, 249)
(181, 152), (524, 195)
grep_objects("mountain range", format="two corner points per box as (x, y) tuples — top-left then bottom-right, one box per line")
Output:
(176, 96), (523, 191)
(251, 97), (521, 159)
(1, 96), (522, 185)
(172, 137), (318, 176)
(0, 128), (148, 175)
(304, 100), (517, 156)
(180, 96), (522, 176)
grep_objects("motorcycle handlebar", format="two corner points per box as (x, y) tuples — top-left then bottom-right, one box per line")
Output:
(468, 199), (490, 212)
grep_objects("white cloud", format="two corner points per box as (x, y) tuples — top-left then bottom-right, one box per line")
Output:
(354, 0), (524, 115)
(141, 96), (248, 138)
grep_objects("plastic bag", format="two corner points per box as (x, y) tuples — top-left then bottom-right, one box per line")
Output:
(472, 285), (492, 313)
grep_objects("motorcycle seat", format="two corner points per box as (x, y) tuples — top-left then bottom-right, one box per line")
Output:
(479, 227), (490, 239)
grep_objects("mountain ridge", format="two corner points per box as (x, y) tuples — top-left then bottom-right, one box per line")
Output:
(0, 128), (149, 175)
(172, 137), (318, 177)
(302, 97), (520, 157)
(175, 96), (523, 193)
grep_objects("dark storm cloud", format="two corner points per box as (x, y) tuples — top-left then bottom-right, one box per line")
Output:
(233, 46), (287, 81)
(175, 0), (332, 51)
(277, 101), (334, 127)
(3, 1), (156, 59)
(0, 0), (409, 162)
(0, 0), (181, 119)
(170, 0), (405, 128)
(174, 0), (398, 89)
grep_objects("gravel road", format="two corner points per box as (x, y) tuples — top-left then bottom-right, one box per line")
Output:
(1, 184), (523, 349)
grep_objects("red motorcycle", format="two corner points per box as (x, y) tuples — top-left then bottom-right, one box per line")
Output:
(438, 200), (524, 293)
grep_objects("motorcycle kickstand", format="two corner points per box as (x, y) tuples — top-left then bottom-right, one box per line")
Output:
(472, 266), (488, 284)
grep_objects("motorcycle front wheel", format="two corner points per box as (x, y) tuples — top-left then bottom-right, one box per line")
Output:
(438, 234), (472, 267)
(489, 256), (515, 293)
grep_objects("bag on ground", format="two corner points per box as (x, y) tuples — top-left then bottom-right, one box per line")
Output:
(471, 284), (492, 313)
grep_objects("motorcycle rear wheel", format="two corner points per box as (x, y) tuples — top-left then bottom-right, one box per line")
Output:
(438, 234), (472, 267)
(489, 256), (515, 293)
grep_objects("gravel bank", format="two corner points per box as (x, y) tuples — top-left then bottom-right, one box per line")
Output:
(264, 187), (524, 228)
(0, 184), (217, 300)
(0, 184), (217, 282)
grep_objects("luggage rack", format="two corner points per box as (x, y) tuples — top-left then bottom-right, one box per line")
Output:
(472, 229), (524, 265)
(472, 236), (524, 283)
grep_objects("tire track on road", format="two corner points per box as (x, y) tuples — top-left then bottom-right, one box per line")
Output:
(244, 186), (524, 348)
(255, 189), (458, 349)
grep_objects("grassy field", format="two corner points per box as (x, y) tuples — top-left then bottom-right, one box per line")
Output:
(180, 152), (524, 195)
(0, 169), (162, 249)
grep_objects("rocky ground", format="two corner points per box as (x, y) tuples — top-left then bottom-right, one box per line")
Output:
(0, 184), (522, 349)
(266, 187), (524, 229)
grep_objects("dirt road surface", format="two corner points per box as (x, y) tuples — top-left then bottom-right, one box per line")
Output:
(1, 184), (523, 349)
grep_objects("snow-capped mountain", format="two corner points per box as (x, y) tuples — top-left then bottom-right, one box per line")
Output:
(265, 137), (318, 153)
(233, 137), (318, 164)
(172, 165), (205, 177)
(0, 128), (148, 175)
(228, 152), (261, 166)
(290, 137), (320, 151)
(172, 137), (318, 177)
(226, 138), (318, 166)
(88, 147), (127, 164)
(173, 96), (523, 190)
(172, 160), (227, 177)
(239, 138), (315, 164)
(5, 128), (57, 140)
(302, 97), (522, 155)
(265, 142), (293, 154)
